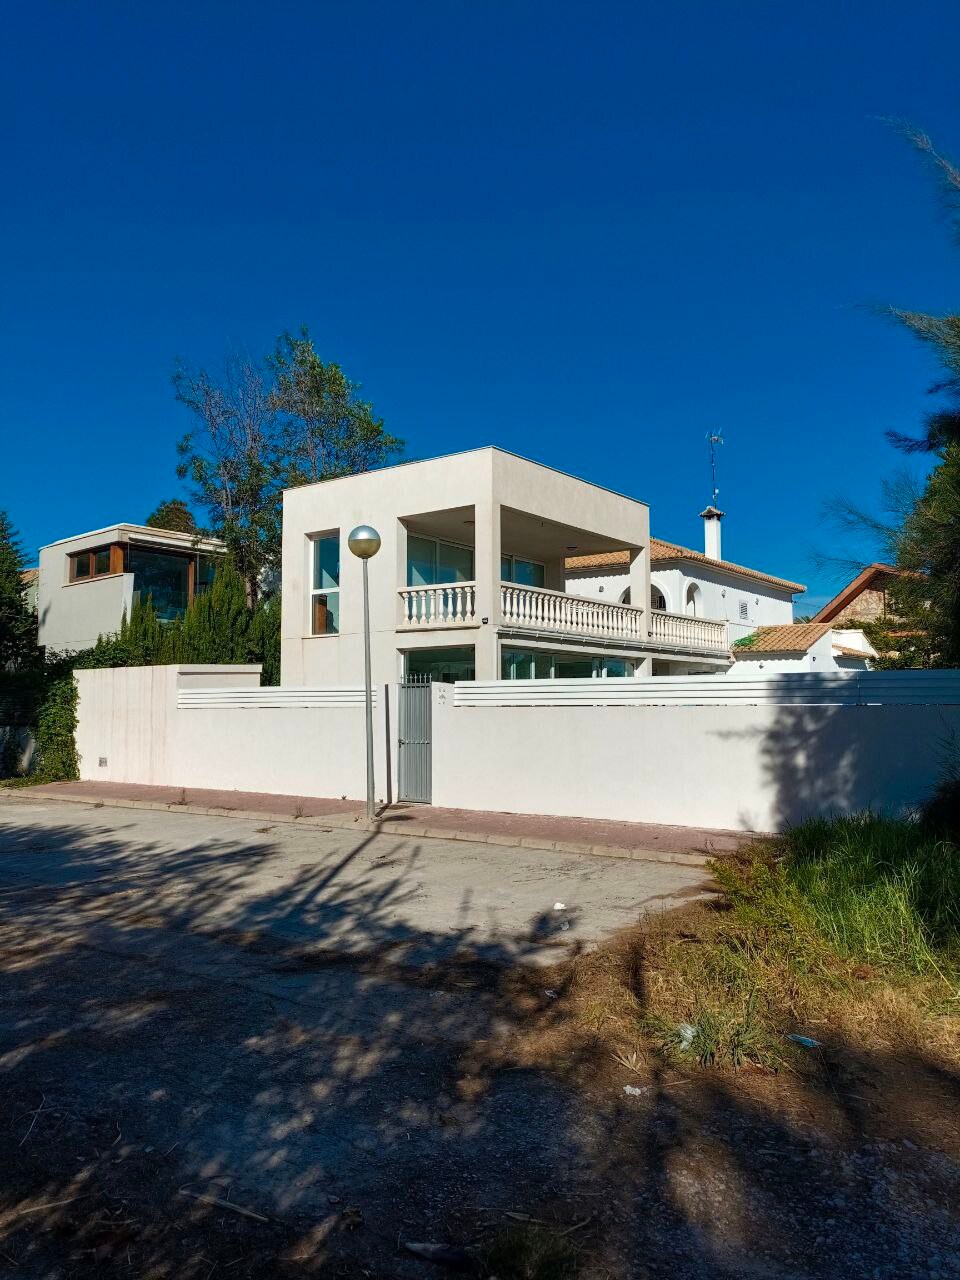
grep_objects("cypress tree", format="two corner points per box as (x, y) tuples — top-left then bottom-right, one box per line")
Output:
(0, 510), (36, 671)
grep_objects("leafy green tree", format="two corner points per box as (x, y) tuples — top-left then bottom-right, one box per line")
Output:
(0, 510), (37, 671)
(145, 499), (197, 533)
(173, 331), (401, 604)
(173, 351), (280, 606)
(269, 328), (403, 484)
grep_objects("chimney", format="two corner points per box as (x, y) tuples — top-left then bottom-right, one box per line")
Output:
(700, 505), (724, 560)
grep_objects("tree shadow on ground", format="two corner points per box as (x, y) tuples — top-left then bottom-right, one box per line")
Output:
(0, 803), (957, 1278)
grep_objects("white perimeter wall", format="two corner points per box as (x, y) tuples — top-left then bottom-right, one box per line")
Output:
(431, 684), (959, 832)
(76, 666), (960, 834)
(75, 666), (395, 803)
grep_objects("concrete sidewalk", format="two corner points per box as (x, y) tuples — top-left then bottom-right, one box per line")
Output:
(25, 780), (752, 867)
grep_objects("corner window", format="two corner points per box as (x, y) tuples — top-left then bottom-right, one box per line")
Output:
(501, 555), (545, 588)
(311, 533), (340, 635)
(69, 544), (122, 582)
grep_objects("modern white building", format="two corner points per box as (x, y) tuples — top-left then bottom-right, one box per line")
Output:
(38, 524), (224, 654)
(279, 447), (734, 688)
(565, 507), (804, 674)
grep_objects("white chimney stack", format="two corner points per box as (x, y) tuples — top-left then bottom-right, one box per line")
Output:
(700, 505), (724, 560)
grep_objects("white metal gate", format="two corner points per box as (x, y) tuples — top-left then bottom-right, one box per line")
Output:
(398, 677), (432, 802)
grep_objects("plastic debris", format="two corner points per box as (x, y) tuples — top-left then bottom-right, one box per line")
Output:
(788, 1033), (822, 1049)
(623, 1085), (649, 1097)
(543, 988), (559, 999)
(402, 1241), (473, 1269)
(677, 1022), (696, 1049)
(554, 902), (566, 911)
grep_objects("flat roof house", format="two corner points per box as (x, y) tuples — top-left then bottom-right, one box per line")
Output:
(280, 447), (732, 687)
(38, 524), (225, 654)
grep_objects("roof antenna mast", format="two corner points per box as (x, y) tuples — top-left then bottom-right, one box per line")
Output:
(706, 432), (724, 508)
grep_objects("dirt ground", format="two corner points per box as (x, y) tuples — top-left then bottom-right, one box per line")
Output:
(0, 794), (959, 1279)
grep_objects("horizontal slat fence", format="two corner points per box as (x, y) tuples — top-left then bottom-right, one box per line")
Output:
(453, 670), (960, 708)
(178, 686), (373, 710)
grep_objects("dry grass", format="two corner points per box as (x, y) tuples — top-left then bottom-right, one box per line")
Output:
(477, 820), (960, 1086)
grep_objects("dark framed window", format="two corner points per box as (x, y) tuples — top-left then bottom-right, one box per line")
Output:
(69, 544), (123, 582)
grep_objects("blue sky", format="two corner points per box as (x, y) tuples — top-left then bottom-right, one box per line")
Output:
(2, 1), (959, 610)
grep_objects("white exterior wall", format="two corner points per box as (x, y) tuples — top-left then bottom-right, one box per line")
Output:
(431, 684), (958, 832)
(75, 666), (395, 803)
(280, 448), (650, 688)
(566, 562), (796, 639)
(38, 529), (136, 653)
(74, 666), (959, 833)
(728, 629), (874, 677)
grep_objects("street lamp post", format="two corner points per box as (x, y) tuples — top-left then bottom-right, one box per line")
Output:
(347, 525), (381, 820)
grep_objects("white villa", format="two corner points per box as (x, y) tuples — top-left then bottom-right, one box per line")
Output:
(37, 524), (224, 654)
(565, 506), (806, 675)
(279, 447), (768, 687)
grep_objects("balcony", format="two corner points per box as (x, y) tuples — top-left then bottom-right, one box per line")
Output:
(397, 581), (729, 653)
(500, 583), (646, 641)
(648, 608), (728, 653)
(399, 582), (478, 628)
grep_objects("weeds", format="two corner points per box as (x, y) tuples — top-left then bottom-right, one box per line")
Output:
(481, 1224), (579, 1280)
(500, 815), (960, 1082)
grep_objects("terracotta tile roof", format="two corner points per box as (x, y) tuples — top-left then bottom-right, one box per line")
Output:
(565, 538), (805, 593)
(20, 569), (38, 585)
(834, 644), (873, 658)
(733, 622), (834, 656)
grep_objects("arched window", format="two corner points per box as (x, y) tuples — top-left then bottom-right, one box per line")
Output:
(650, 586), (666, 611)
(685, 583), (701, 617)
(619, 587), (632, 605)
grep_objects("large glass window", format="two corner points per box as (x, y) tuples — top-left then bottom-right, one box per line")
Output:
(311, 533), (340, 635)
(407, 534), (474, 586)
(405, 646), (476, 682)
(501, 555), (545, 587)
(129, 549), (191, 621)
(501, 647), (635, 679)
(197, 556), (218, 594)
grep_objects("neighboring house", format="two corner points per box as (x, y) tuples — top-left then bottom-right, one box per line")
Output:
(729, 622), (876, 675)
(38, 524), (225, 654)
(279, 447), (735, 687)
(20, 569), (39, 615)
(566, 507), (805, 674)
(811, 563), (913, 625)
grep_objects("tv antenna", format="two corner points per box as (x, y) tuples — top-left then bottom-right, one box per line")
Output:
(706, 432), (724, 508)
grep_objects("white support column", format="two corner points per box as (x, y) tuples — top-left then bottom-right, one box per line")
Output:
(473, 499), (501, 679)
(629, 544), (649, 628)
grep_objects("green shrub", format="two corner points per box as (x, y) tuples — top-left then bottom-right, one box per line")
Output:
(716, 814), (960, 977)
(32, 675), (79, 783)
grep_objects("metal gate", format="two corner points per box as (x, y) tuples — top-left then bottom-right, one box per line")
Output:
(398, 677), (432, 802)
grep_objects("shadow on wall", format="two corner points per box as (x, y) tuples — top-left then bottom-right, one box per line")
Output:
(0, 808), (957, 1275)
(718, 703), (959, 832)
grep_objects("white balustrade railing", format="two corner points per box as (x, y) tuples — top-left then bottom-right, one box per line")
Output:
(399, 582), (477, 628)
(398, 581), (727, 651)
(500, 583), (647, 641)
(649, 609), (728, 652)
